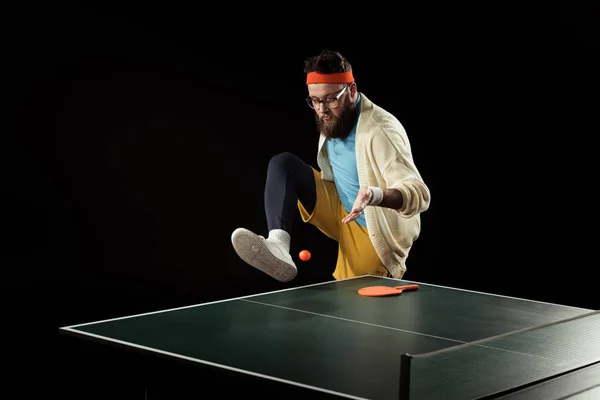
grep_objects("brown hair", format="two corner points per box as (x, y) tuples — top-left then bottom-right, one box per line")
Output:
(303, 50), (353, 74)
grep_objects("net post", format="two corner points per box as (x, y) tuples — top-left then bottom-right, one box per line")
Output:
(399, 353), (412, 399)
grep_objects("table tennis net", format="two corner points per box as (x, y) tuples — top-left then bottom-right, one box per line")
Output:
(399, 309), (600, 400)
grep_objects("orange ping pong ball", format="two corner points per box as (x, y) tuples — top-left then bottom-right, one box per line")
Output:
(299, 250), (311, 261)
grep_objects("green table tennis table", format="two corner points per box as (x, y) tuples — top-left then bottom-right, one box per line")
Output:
(59, 275), (600, 399)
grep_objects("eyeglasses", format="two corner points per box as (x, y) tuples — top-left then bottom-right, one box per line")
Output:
(306, 84), (349, 110)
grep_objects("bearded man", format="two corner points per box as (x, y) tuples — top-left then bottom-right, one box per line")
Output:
(231, 49), (431, 282)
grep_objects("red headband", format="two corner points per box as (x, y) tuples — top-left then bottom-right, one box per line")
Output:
(306, 71), (354, 85)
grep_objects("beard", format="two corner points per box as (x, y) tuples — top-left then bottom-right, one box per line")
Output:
(315, 103), (358, 140)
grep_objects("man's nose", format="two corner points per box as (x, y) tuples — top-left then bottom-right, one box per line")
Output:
(315, 101), (331, 111)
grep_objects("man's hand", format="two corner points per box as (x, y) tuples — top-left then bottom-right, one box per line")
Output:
(342, 187), (373, 224)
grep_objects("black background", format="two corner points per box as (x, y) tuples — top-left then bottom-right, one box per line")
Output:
(5, 2), (599, 398)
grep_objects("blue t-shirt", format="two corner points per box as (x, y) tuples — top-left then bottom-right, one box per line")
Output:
(325, 95), (367, 227)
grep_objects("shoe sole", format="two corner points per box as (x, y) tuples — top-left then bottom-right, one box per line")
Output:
(231, 228), (297, 282)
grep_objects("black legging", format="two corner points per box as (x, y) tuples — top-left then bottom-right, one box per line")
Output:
(264, 152), (316, 232)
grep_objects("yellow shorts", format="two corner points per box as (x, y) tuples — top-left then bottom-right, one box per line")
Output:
(297, 168), (389, 280)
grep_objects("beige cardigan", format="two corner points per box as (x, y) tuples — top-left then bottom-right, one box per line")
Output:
(317, 93), (431, 278)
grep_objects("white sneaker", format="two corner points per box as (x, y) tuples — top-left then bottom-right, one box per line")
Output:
(231, 227), (297, 282)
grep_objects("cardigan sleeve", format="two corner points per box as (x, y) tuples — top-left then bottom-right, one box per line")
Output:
(370, 126), (431, 218)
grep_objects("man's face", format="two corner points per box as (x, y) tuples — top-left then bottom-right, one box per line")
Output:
(307, 83), (357, 139)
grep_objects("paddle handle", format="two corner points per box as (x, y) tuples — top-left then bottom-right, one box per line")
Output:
(396, 284), (420, 291)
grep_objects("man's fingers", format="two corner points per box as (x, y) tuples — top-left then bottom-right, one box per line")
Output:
(342, 211), (360, 224)
(342, 192), (370, 223)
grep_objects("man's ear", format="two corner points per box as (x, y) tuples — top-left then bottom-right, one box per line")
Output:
(350, 82), (358, 100)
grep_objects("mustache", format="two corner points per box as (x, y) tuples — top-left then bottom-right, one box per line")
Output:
(315, 105), (357, 139)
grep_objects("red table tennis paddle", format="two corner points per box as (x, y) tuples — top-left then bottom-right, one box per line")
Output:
(357, 284), (419, 297)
